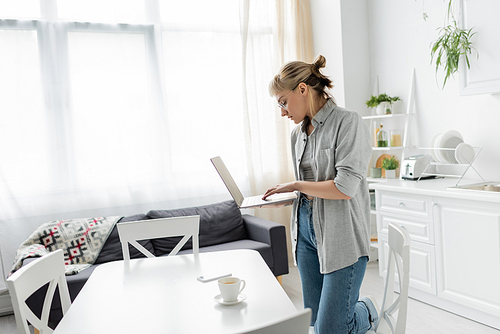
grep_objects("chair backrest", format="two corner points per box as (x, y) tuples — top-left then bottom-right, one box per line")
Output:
(116, 215), (200, 261)
(7, 249), (71, 334)
(375, 223), (411, 334)
(238, 308), (312, 334)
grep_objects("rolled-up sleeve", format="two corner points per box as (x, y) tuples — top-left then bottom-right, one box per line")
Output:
(333, 113), (372, 198)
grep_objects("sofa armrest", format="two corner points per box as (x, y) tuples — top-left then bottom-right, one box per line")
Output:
(242, 214), (288, 276)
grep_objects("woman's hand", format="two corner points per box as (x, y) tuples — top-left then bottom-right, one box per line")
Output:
(262, 182), (297, 200)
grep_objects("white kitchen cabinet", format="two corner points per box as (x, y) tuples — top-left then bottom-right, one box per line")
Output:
(378, 231), (436, 295)
(459, 0), (500, 95)
(376, 191), (436, 295)
(371, 178), (500, 329)
(434, 197), (500, 317)
(377, 211), (434, 245)
(377, 191), (432, 219)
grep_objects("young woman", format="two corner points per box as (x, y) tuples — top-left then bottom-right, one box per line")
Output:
(262, 55), (378, 334)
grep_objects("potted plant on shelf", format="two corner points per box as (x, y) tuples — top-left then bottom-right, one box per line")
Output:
(365, 93), (401, 115)
(382, 156), (399, 179)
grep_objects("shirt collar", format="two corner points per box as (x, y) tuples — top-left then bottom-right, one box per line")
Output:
(310, 99), (335, 128)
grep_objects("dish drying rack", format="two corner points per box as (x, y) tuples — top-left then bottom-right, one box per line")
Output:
(418, 147), (485, 186)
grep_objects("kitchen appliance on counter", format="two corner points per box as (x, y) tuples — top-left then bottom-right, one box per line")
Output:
(401, 155), (434, 180)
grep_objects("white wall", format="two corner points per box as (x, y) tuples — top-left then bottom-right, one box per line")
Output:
(311, 0), (500, 181)
(310, 0), (345, 107)
(338, 0), (371, 115)
(309, 0), (371, 115)
(369, 0), (500, 180)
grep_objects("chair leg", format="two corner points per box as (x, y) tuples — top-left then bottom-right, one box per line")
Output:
(276, 275), (283, 285)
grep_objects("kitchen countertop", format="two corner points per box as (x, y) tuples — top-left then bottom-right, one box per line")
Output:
(369, 178), (500, 203)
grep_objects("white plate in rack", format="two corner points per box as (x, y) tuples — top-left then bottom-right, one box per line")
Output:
(433, 133), (445, 163)
(455, 143), (475, 164)
(439, 130), (464, 163)
(430, 133), (440, 162)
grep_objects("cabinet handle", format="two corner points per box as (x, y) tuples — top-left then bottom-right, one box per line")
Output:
(432, 201), (438, 206)
(400, 225), (406, 230)
(398, 201), (404, 206)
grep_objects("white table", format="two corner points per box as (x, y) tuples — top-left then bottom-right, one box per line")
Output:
(53, 249), (297, 333)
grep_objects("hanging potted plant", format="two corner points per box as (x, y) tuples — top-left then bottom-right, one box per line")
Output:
(430, 0), (478, 89)
(365, 93), (401, 115)
(382, 156), (400, 179)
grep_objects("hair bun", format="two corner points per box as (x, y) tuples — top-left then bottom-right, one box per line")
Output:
(312, 55), (327, 70)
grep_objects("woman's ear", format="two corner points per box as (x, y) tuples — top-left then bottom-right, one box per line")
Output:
(298, 82), (308, 96)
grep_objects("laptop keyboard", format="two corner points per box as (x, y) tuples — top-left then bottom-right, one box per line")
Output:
(244, 196), (266, 205)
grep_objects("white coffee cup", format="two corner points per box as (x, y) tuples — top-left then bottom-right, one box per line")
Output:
(218, 277), (246, 302)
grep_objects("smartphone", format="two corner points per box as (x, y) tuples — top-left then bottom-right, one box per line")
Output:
(197, 272), (232, 283)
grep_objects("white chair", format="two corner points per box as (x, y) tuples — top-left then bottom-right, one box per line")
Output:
(7, 249), (71, 334)
(116, 215), (200, 261)
(237, 308), (312, 334)
(368, 223), (411, 334)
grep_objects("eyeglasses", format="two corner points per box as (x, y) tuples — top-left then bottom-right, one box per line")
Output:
(277, 85), (298, 110)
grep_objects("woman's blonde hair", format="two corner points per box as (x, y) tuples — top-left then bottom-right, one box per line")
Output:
(269, 55), (333, 129)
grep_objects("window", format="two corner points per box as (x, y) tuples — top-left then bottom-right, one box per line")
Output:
(0, 1), (278, 217)
(0, 28), (48, 195)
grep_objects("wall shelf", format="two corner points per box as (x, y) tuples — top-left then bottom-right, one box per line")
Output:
(363, 69), (416, 177)
(365, 69), (417, 261)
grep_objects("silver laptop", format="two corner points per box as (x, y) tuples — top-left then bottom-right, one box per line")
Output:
(210, 156), (297, 208)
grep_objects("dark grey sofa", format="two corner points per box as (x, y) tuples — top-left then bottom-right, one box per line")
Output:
(22, 200), (288, 325)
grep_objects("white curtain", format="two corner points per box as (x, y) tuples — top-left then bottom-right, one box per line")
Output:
(0, 0), (312, 290)
(241, 0), (314, 257)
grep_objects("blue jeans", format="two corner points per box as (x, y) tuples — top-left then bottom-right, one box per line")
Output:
(296, 196), (372, 334)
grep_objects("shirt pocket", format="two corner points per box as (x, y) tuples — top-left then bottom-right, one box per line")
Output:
(317, 147), (336, 180)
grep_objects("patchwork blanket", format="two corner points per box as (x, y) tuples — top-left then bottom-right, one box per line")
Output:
(9, 216), (122, 276)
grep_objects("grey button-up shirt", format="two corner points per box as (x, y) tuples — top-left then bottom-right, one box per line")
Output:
(290, 99), (372, 274)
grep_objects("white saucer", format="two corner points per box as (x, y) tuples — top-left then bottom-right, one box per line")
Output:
(214, 293), (247, 305)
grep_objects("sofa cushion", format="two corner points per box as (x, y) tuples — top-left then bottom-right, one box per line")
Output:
(147, 200), (247, 256)
(94, 214), (155, 264)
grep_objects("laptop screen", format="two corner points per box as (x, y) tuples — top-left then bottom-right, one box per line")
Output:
(210, 156), (244, 206)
